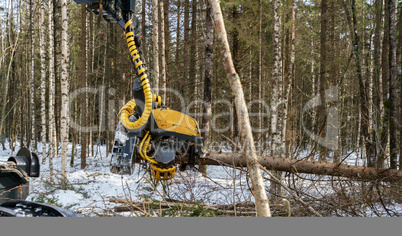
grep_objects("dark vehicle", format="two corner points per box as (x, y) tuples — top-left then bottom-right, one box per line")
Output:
(0, 148), (79, 217)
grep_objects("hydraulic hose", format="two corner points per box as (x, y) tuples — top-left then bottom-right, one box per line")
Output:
(118, 94), (163, 130)
(119, 19), (153, 130)
(139, 131), (157, 164)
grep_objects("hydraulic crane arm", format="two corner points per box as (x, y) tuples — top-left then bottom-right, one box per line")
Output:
(74, 0), (203, 180)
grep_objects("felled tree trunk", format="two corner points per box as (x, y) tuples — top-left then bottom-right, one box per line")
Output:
(189, 152), (402, 183)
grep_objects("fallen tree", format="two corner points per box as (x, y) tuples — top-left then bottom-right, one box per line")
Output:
(109, 198), (290, 217)
(178, 152), (402, 183)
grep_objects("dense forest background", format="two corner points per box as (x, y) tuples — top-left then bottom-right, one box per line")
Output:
(0, 0), (401, 171)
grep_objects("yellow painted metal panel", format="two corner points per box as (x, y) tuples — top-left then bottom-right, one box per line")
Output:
(152, 108), (200, 137)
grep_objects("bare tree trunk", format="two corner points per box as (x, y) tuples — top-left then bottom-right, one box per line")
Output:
(318, 0), (328, 160)
(160, 0), (166, 102)
(282, 1), (295, 159)
(398, 2), (402, 170)
(270, 0), (284, 201)
(182, 0), (190, 101)
(152, 0), (159, 90)
(30, 0), (36, 150)
(208, 0), (271, 217)
(249, 46), (252, 103)
(310, 7), (316, 142)
(378, 0), (388, 168)
(48, 0), (55, 183)
(60, 0), (70, 185)
(388, 0), (398, 169)
(40, 0), (47, 164)
(80, 5), (87, 169)
(174, 0), (181, 94)
(368, 0), (375, 165)
(258, 0), (262, 139)
(200, 0), (214, 175)
(189, 0), (198, 110)
(142, 0), (147, 58)
(164, 0), (170, 102)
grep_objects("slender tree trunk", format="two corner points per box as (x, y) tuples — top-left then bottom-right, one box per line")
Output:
(164, 0), (170, 101)
(183, 0), (190, 99)
(60, 0), (70, 185)
(152, 0), (159, 90)
(282, 1), (295, 160)
(373, 0), (384, 167)
(174, 0), (181, 97)
(318, 0), (328, 160)
(80, 5), (87, 169)
(189, 0), (197, 108)
(208, 0), (271, 217)
(142, 0), (147, 58)
(310, 9), (316, 143)
(30, 0), (36, 150)
(48, 0), (55, 183)
(160, 0), (166, 101)
(89, 12), (95, 157)
(200, 0), (214, 175)
(249, 46), (252, 103)
(270, 0), (284, 201)
(40, 0), (47, 164)
(378, 0), (388, 168)
(388, 0), (397, 169)
(368, 0), (375, 166)
(398, 2), (402, 170)
(258, 0), (262, 140)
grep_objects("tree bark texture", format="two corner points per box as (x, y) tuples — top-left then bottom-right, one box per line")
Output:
(152, 0), (159, 90)
(60, 0), (70, 185)
(190, 152), (402, 183)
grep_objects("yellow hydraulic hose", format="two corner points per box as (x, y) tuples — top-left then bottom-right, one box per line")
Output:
(139, 132), (157, 164)
(119, 19), (153, 130)
(118, 93), (163, 130)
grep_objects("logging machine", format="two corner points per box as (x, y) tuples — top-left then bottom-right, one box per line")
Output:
(73, 0), (204, 180)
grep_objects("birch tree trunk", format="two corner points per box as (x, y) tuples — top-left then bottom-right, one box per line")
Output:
(60, 0), (70, 185)
(282, 1), (295, 159)
(40, 0), (47, 164)
(48, 0), (55, 183)
(30, 0), (36, 150)
(368, 0), (374, 163)
(200, 0), (214, 175)
(152, 0), (159, 90)
(189, 0), (197, 110)
(208, 0), (271, 217)
(160, 0), (166, 102)
(270, 0), (284, 201)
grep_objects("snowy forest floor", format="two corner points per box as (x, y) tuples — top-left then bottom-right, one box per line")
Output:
(1, 140), (401, 217)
